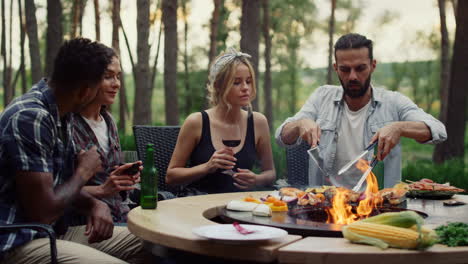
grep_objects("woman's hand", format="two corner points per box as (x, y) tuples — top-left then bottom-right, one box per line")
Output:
(205, 148), (237, 173)
(99, 162), (142, 197)
(233, 168), (256, 190)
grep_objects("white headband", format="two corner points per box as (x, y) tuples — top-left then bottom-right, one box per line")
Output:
(209, 48), (251, 84)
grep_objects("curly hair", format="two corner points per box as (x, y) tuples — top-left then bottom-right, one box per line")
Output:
(50, 38), (116, 90)
(334, 33), (373, 61)
(206, 53), (256, 111)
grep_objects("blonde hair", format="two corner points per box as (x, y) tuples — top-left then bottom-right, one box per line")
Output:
(207, 49), (256, 110)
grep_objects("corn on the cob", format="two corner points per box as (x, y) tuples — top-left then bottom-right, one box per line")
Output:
(361, 211), (423, 229)
(343, 222), (420, 249)
(410, 224), (439, 249)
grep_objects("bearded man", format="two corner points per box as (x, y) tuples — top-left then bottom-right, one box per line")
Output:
(276, 33), (446, 189)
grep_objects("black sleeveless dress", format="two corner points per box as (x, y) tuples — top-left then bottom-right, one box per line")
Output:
(187, 111), (257, 193)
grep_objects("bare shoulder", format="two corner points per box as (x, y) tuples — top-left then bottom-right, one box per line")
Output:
(252, 111), (270, 135)
(252, 111), (269, 126)
(182, 112), (203, 130)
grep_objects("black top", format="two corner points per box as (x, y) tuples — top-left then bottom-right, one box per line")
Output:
(188, 111), (257, 193)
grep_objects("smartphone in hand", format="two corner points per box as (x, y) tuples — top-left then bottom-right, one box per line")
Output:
(121, 163), (140, 175)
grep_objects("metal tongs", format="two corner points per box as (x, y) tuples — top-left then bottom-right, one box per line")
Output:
(338, 140), (378, 175)
(352, 156), (378, 192)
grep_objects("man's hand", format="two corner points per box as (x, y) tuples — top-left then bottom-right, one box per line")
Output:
(85, 200), (113, 244)
(370, 123), (402, 161)
(76, 146), (102, 182)
(205, 148), (237, 174)
(233, 168), (256, 190)
(296, 119), (321, 147)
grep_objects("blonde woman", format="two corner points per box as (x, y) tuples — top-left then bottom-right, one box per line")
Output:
(166, 48), (275, 194)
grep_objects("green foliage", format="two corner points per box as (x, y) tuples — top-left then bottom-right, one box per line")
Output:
(271, 136), (286, 180)
(119, 131), (136, 151)
(176, 70), (208, 117)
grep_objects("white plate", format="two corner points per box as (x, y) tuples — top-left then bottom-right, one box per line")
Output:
(192, 224), (288, 243)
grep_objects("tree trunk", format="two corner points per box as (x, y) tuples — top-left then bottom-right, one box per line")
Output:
(433, 0), (467, 163)
(450, 0), (457, 21)
(262, 0), (273, 129)
(112, 0), (127, 131)
(326, 0), (336, 84)
(150, 0), (163, 92)
(71, 0), (86, 38)
(94, 0), (100, 41)
(289, 51), (298, 115)
(162, 0), (179, 125)
(206, 0), (221, 108)
(150, 20), (163, 93)
(1, 0), (12, 107)
(18, 0), (27, 93)
(133, 0), (152, 125)
(45, 0), (63, 78)
(240, 0), (260, 111)
(182, 0), (191, 116)
(24, 0), (42, 83)
(7, 0), (14, 102)
(78, 0), (87, 36)
(71, 0), (80, 38)
(438, 0), (450, 125)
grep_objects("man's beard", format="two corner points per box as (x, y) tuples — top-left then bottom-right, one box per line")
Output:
(340, 75), (371, 98)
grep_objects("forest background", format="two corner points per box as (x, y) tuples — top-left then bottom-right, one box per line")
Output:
(1, 0), (466, 189)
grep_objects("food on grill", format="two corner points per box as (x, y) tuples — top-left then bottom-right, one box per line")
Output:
(279, 187), (304, 197)
(243, 196), (262, 204)
(407, 178), (465, 192)
(252, 204), (272, 217)
(378, 188), (407, 205)
(264, 196), (288, 211)
(227, 195), (285, 215)
(226, 200), (258, 211)
(342, 211), (438, 250)
(405, 179), (465, 199)
(279, 184), (407, 207)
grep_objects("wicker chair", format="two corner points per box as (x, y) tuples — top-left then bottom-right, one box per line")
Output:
(285, 141), (310, 187)
(0, 223), (57, 264)
(133, 125), (181, 198)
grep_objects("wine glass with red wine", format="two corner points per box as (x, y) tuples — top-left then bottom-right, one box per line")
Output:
(221, 122), (241, 175)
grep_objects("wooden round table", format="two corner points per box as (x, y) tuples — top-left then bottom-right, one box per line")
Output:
(127, 191), (468, 264)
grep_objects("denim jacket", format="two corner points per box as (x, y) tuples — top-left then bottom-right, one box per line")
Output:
(275, 85), (447, 188)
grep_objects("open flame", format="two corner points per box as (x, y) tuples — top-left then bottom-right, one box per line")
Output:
(326, 159), (383, 225)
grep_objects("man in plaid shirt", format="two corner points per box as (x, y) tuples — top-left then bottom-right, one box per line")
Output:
(0, 38), (146, 263)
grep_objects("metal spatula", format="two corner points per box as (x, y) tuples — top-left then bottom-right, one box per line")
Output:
(307, 146), (328, 177)
(338, 140), (378, 175)
(352, 157), (378, 192)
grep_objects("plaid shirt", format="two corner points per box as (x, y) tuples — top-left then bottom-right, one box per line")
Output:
(0, 79), (76, 253)
(72, 109), (128, 223)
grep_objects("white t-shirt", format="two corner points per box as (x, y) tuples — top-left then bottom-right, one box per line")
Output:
(82, 115), (110, 155)
(331, 101), (371, 189)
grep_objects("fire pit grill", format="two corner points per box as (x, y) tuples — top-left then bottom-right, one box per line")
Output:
(218, 205), (428, 237)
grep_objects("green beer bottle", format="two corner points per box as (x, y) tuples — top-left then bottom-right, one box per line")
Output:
(140, 143), (157, 209)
